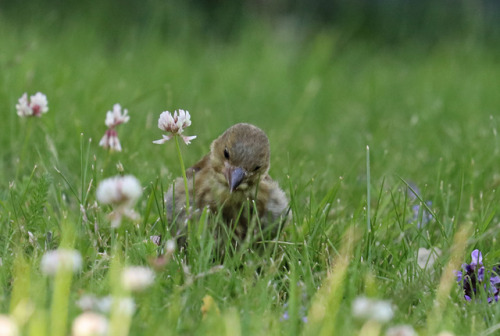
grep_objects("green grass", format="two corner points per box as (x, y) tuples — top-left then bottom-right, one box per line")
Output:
(1, 11), (500, 336)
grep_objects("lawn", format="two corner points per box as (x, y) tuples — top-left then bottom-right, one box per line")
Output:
(1, 5), (500, 335)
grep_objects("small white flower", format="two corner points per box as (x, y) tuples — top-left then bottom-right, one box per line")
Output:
(104, 104), (129, 128)
(16, 92), (49, 117)
(99, 104), (129, 152)
(15, 93), (32, 117)
(165, 239), (176, 254)
(96, 175), (141, 207)
(352, 296), (370, 314)
(371, 300), (394, 323)
(417, 247), (441, 269)
(158, 109), (191, 132)
(0, 315), (19, 336)
(96, 175), (142, 227)
(71, 312), (108, 336)
(386, 325), (416, 336)
(352, 296), (393, 323)
(30, 92), (49, 116)
(153, 109), (196, 145)
(76, 295), (100, 311)
(76, 295), (136, 316)
(99, 129), (122, 152)
(40, 249), (82, 276)
(95, 296), (113, 314)
(121, 266), (155, 292)
(77, 295), (113, 314)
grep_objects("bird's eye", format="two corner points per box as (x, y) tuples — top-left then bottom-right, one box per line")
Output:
(224, 148), (230, 159)
(253, 165), (261, 172)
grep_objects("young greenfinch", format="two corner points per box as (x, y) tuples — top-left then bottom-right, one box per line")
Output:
(166, 123), (288, 243)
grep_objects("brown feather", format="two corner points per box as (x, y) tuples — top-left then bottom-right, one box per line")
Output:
(165, 123), (288, 245)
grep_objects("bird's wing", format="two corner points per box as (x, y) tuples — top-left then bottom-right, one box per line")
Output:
(186, 153), (210, 178)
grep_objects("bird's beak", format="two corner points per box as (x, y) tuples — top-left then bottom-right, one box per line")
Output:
(225, 166), (246, 192)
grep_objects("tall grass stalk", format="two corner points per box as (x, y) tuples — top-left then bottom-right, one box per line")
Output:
(304, 227), (360, 336)
(49, 268), (73, 336)
(426, 224), (472, 335)
(9, 252), (31, 316)
(109, 248), (132, 336)
(366, 145), (371, 233)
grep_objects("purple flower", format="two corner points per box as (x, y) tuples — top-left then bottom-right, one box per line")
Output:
(407, 183), (420, 202)
(280, 310), (289, 321)
(280, 305), (308, 323)
(280, 285), (308, 324)
(455, 249), (500, 302)
(407, 183), (433, 228)
(411, 201), (433, 228)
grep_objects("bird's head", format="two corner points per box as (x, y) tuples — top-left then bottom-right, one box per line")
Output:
(210, 123), (270, 193)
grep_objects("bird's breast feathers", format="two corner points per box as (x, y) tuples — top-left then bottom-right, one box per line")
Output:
(194, 168), (259, 209)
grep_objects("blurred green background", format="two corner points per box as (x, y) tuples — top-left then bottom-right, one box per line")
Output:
(2, 0), (499, 42)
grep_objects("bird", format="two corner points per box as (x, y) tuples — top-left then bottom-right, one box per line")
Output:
(165, 123), (289, 245)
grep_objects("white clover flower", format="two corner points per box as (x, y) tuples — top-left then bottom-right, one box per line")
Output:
(386, 325), (417, 336)
(95, 296), (113, 314)
(159, 109), (191, 132)
(352, 296), (393, 323)
(96, 175), (141, 207)
(71, 312), (108, 336)
(16, 92), (49, 117)
(99, 104), (129, 152)
(121, 266), (155, 292)
(15, 93), (32, 117)
(0, 315), (19, 336)
(417, 247), (441, 269)
(153, 109), (196, 145)
(165, 239), (176, 254)
(96, 175), (142, 227)
(76, 295), (135, 316)
(40, 249), (82, 276)
(371, 300), (394, 322)
(104, 104), (129, 128)
(98, 129), (122, 152)
(352, 296), (371, 317)
(30, 92), (49, 116)
(76, 295), (100, 311)
(77, 295), (113, 314)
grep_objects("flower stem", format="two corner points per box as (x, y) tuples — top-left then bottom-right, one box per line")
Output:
(174, 135), (190, 217)
(16, 118), (34, 179)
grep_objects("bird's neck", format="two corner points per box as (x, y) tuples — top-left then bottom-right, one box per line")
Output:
(218, 184), (257, 205)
